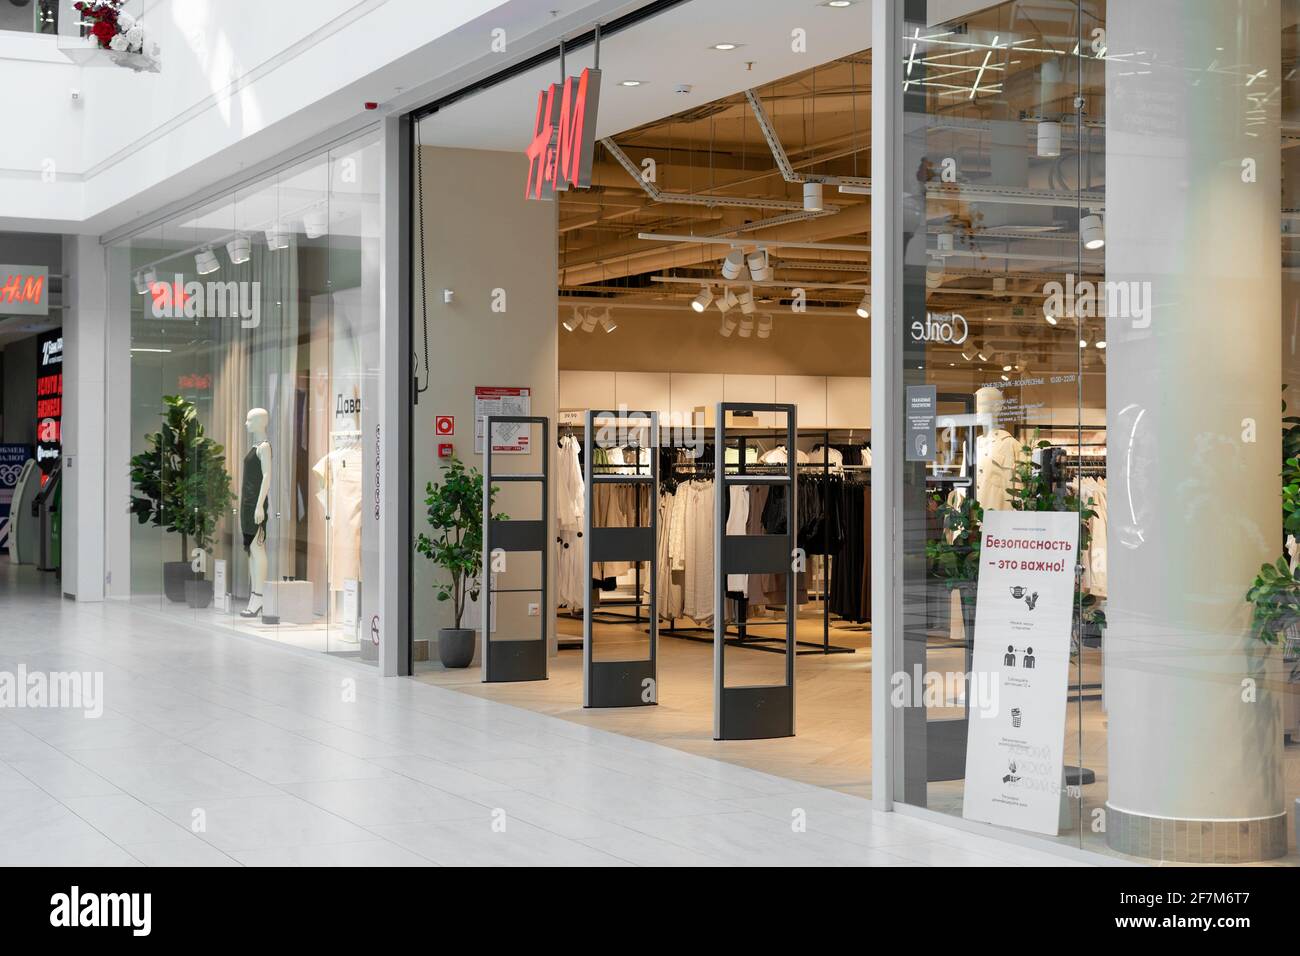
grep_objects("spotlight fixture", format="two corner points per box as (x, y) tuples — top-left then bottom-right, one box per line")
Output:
(936, 232), (954, 254)
(1079, 338), (1089, 349)
(141, 267), (158, 292)
(226, 235), (251, 265)
(824, 0), (855, 6)
(599, 310), (618, 333)
(562, 308), (581, 332)
(738, 316), (754, 338)
(1001, 374), (1011, 382)
(1044, 308), (1058, 326)
(716, 288), (739, 314)
(992, 276), (1007, 292)
(1002, 364), (1013, 372)
(618, 80), (646, 87)
(747, 249), (771, 282)
(961, 346), (977, 362)
(1080, 213), (1105, 250)
(303, 210), (328, 239)
(692, 287), (715, 313)
(719, 315), (737, 337)
(1096, 339), (1107, 349)
(856, 293), (870, 319)
(738, 290), (756, 315)
(711, 42), (740, 50)
(195, 248), (220, 275)
(976, 344), (991, 363)
(757, 315), (773, 339)
(1037, 120), (1061, 158)
(265, 226), (289, 251)
(803, 182), (824, 212)
(133, 271), (149, 295)
(581, 309), (598, 333)
(721, 249), (746, 281)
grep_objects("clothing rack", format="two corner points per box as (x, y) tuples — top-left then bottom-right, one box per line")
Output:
(657, 427), (861, 656)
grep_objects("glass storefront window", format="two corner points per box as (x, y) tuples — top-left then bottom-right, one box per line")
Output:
(888, 0), (1298, 863)
(115, 128), (382, 662)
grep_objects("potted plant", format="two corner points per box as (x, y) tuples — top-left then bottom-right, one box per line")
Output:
(416, 456), (502, 668)
(129, 395), (235, 606)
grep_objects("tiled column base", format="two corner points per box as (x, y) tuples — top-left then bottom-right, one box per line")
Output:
(1105, 803), (1289, 863)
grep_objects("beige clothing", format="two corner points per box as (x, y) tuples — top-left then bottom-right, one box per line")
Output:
(975, 429), (1021, 511)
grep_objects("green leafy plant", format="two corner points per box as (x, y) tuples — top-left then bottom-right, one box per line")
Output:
(129, 394), (235, 561)
(926, 489), (984, 590)
(415, 457), (503, 630)
(1246, 388), (1300, 643)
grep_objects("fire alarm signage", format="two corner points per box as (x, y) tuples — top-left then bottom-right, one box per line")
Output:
(435, 415), (455, 436)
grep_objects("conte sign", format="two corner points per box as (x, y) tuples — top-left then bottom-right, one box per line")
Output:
(525, 67), (602, 201)
(0, 265), (48, 316)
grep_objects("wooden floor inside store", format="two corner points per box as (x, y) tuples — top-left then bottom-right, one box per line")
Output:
(414, 607), (874, 798)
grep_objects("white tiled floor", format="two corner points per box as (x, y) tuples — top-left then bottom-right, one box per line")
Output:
(0, 560), (1088, 866)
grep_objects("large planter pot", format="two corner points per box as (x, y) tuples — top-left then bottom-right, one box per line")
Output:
(438, 628), (476, 669)
(185, 578), (214, 609)
(163, 561), (198, 603)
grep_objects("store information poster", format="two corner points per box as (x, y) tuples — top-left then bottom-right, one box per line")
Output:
(962, 508), (1077, 835)
(474, 386), (531, 454)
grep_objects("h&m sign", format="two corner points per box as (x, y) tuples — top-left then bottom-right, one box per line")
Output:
(0, 265), (48, 316)
(525, 67), (602, 201)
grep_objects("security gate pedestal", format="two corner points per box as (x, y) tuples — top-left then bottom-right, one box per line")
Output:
(714, 403), (796, 740)
(584, 410), (658, 708)
(482, 416), (549, 683)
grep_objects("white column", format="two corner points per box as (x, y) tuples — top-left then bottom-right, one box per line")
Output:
(1104, 0), (1286, 860)
(61, 236), (108, 601)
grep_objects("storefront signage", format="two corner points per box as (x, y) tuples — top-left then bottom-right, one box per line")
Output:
(905, 385), (936, 461)
(963, 509), (1077, 835)
(0, 265), (48, 316)
(525, 67), (602, 201)
(910, 311), (968, 344)
(475, 387), (531, 454)
(35, 329), (63, 480)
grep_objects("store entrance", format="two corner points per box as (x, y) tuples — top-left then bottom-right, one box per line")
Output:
(0, 236), (64, 596)
(409, 16), (876, 797)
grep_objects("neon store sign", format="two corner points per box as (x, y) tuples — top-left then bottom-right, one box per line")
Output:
(525, 67), (602, 201)
(0, 265), (49, 316)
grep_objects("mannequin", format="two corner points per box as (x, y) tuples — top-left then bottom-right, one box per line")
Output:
(973, 386), (1020, 512)
(240, 408), (272, 617)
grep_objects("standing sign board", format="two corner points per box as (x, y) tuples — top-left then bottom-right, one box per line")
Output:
(474, 387), (531, 454)
(962, 509), (1078, 835)
(35, 329), (63, 481)
(0, 443), (32, 554)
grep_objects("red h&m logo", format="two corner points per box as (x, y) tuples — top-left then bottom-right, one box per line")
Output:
(525, 67), (602, 201)
(0, 265), (49, 316)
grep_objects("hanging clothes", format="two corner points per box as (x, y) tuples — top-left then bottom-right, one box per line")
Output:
(555, 435), (586, 610)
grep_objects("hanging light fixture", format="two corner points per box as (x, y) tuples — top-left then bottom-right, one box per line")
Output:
(925, 258), (944, 289)
(747, 249), (771, 281)
(756, 315), (773, 339)
(738, 316), (754, 338)
(856, 293), (870, 319)
(738, 290), (756, 315)
(803, 182), (824, 212)
(133, 271), (149, 295)
(562, 308), (581, 332)
(721, 249), (746, 281)
(1080, 213), (1105, 250)
(226, 235), (251, 265)
(195, 248), (220, 275)
(715, 288), (739, 314)
(265, 226), (289, 251)
(692, 287), (715, 312)
(302, 209), (328, 239)
(719, 315), (737, 337)
(581, 309), (598, 333)
(1037, 120), (1061, 158)
(599, 309), (618, 333)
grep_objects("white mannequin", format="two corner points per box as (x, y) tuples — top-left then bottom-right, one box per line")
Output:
(974, 386), (1020, 511)
(241, 408), (273, 617)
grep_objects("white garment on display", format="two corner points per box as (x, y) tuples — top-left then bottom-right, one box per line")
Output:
(725, 484), (749, 594)
(759, 445), (810, 465)
(311, 444), (363, 587)
(975, 429), (1020, 511)
(555, 435), (586, 610)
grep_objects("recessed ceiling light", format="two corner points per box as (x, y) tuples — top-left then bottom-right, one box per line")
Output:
(619, 80), (646, 87)
(825, 0), (854, 6)
(711, 42), (740, 51)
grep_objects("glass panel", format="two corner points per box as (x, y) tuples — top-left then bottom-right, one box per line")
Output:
(895, 0), (1088, 851)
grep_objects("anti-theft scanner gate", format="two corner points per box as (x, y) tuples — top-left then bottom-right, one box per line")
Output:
(714, 403), (797, 740)
(481, 415), (549, 683)
(583, 409), (659, 708)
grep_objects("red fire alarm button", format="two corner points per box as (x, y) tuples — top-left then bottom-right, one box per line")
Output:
(438, 443), (454, 459)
